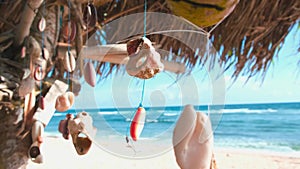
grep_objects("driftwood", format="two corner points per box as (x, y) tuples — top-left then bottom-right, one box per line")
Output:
(14, 0), (44, 46)
(58, 44), (186, 74)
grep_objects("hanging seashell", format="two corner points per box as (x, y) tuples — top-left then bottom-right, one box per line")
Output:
(83, 3), (98, 28)
(84, 62), (96, 87)
(38, 17), (46, 32)
(130, 107), (146, 141)
(33, 66), (44, 81)
(68, 112), (97, 155)
(62, 21), (77, 42)
(173, 105), (214, 169)
(38, 96), (45, 110)
(55, 91), (75, 112)
(19, 76), (35, 97)
(63, 51), (76, 72)
(28, 120), (44, 164)
(21, 46), (26, 58)
(126, 37), (164, 79)
(41, 48), (49, 60)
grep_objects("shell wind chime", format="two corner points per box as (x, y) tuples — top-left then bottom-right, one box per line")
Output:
(126, 37), (164, 79)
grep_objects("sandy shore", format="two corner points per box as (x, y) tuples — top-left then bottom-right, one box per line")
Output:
(27, 137), (300, 169)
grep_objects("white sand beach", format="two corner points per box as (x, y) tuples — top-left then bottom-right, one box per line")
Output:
(27, 137), (300, 169)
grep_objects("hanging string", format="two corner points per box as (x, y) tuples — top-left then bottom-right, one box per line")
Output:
(39, 1), (45, 97)
(67, 0), (71, 87)
(139, 0), (147, 107)
(139, 79), (146, 107)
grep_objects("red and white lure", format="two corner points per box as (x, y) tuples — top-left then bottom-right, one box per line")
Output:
(130, 107), (146, 141)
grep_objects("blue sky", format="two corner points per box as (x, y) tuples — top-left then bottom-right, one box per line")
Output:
(74, 23), (300, 109)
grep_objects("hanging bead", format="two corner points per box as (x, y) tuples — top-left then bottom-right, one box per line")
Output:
(130, 107), (146, 141)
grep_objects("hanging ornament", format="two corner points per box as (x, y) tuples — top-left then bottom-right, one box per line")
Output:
(83, 2), (98, 28)
(130, 107), (146, 141)
(62, 21), (77, 42)
(38, 16), (46, 32)
(55, 91), (75, 112)
(84, 61), (96, 87)
(126, 37), (164, 79)
(63, 51), (76, 72)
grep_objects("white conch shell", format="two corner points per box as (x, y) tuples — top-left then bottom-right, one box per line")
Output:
(173, 105), (214, 169)
(126, 37), (164, 79)
(55, 91), (75, 112)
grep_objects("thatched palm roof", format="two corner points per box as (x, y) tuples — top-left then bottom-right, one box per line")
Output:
(0, 0), (299, 82)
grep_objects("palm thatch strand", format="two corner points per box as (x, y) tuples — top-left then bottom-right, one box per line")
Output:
(209, 0), (300, 79)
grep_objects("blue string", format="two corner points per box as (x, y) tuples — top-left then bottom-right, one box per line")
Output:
(139, 0), (147, 106)
(139, 79), (146, 107)
(143, 0), (147, 37)
(67, 0), (71, 88)
(140, 0), (147, 107)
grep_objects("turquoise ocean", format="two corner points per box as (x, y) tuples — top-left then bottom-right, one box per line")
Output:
(45, 102), (300, 154)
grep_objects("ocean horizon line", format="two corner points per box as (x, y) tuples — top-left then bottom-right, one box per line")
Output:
(70, 101), (300, 112)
